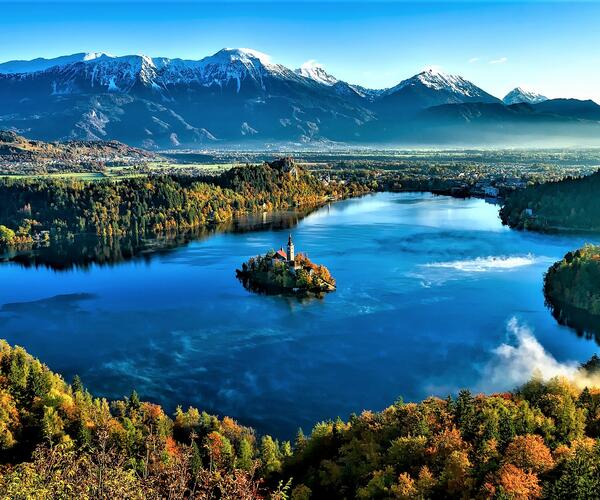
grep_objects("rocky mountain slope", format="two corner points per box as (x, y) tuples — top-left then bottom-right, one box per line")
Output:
(1, 49), (599, 147)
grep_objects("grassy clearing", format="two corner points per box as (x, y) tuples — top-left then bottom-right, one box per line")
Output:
(1, 170), (149, 182)
(1, 172), (107, 181)
(144, 161), (240, 171)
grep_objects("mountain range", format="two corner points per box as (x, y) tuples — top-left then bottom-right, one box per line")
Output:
(1, 48), (599, 148)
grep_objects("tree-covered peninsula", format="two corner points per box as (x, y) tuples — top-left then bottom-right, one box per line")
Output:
(500, 170), (600, 232)
(0, 158), (369, 249)
(499, 171), (600, 338)
(545, 245), (600, 317)
(1, 341), (600, 498)
(237, 234), (336, 295)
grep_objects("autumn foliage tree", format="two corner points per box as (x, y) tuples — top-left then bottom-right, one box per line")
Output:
(504, 434), (555, 474)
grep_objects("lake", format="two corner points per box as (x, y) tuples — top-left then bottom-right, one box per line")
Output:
(0, 192), (597, 438)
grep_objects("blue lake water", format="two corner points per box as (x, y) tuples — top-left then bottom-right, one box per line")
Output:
(0, 192), (598, 438)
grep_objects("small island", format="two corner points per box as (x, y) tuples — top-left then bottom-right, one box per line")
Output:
(236, 234), (336, 296)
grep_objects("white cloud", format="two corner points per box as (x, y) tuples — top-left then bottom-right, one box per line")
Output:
(299, 59), (320, 70)
(468, 57), (480, 63)
(477, 317), (600, 393)
(489, 57), (508, 65)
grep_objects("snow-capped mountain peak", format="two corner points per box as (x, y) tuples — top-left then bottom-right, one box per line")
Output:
(412, 68), (479, 96)
(194, 48), (292, 92)
(0, 50), (500, 105)
(381, 66), (499, 107)
(54, 54), (161, 94)
(503, 86), (548, 105)
(217, 48), (274, 66)
(295, 60), (338, 86)
(0, 48), (298, 94)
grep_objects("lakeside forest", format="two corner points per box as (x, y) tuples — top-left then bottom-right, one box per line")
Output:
(500, 170), (600, 232)
(2, 149), (600, 251)
(543, 244), (600, 344)
(2, 341), (600, 498)
(0, 158), (369, 248)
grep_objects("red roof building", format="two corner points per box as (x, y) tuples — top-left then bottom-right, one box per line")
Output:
(274, 248), (288, 260)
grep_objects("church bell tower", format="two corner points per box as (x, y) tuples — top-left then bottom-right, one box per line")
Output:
(287, 233), (295, 262)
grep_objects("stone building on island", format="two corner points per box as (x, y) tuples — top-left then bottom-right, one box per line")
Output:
(272, 234), (300, 270)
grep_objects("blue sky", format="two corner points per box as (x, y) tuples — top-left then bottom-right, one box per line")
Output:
(2, 1), (600, 101)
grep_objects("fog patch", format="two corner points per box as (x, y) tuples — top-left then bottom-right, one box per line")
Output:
(424, 254), (542, 273)
(478, 317), (600, 392)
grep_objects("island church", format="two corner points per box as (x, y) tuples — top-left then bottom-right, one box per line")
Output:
(272, 234), (300, 269)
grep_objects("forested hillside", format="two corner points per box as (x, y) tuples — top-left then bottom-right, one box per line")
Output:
(1, 341), (600, 498)
(500, 170), (600, 232)
(0, 158), (368, 248)
(279, 375), (600, 499)
(0, 130), (157, 175)
(0, 340), (279, 498)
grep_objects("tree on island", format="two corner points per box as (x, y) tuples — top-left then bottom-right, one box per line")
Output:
(237, 236), (335, 295)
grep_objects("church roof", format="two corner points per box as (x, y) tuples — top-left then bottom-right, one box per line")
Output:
(275, 248), (287, 259)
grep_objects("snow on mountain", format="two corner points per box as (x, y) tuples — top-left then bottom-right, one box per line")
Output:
(295, 60), (338, 86)
(0, 52), (109, 74)
(0, 51), (495, 104)
(1, 49), (599, 147)
(190, 48), (295, 92)
(348, 84), (386, 100)
(45, 54), (163, 94)
(136, 48), (295, 91)
(503, 87), (548, 105)
(386, 67), (492, 100)
(0, 53), (560, 111)
(0, 48), (305, 94)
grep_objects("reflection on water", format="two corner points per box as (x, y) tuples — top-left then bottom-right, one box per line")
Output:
(547, 299), (600, 346)
(0, 209), (313, 271)
(0, 192), (598, 439)
(236, 272), (327, 303)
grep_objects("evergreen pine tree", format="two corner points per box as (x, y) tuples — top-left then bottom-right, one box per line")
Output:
(72, 374), (84, 394)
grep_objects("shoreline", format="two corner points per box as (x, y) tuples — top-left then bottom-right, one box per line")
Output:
(0, 187), (500, 254)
